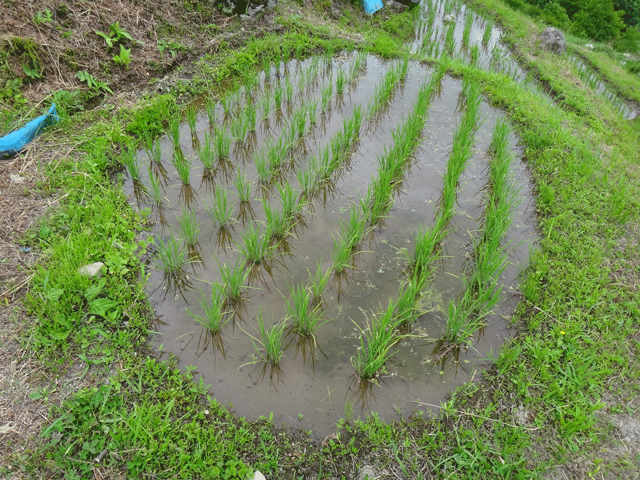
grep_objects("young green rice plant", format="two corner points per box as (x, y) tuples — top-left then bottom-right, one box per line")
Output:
(144, 133), (162, 164)
(169, 114), (181, 148)
(187, 282), (229, 334)
(206, 188), (235, 230)
(254, 151), (273, 186)
(172, 150), (192, 185)
(252, 310), (286, 366)
(296, 166), (318, 200)
(230, 115), (248, 141)
(445, 21), (456, 54)
(292, 105), (307, 137)
(234, 170), (253, 203)
(312, 146), (333, 184)
(335, 68), (346, 95)
(321, 83), (333, 111)
(262, 198), (289, 241)
(274, 85), (284, 111)
(221, 92), (233, 116)
(348, 51), (366, 82)
(351, 299), (406, 382)
(307, 261), (332, 302)
(366, 60), (406, 118)
(155, 231), (189, 276)
(205, 98), (217, 125)
(239, 222), (272, 266)
(285, 283), (326, 338)
(121, 146), (141, 183)
(340, 203), (367, 252)
(244, 102), (257, 132)
(198, 131), (216, 170)
(243, 66), (258, 93)
(215, 128), (232, 159)
(147, 166), (163, 205)
(262, 55), (272, 80)
(178, 207), (200, 247)
(218, 257), (250, 306)
(278, 180), (302, 222)
(470, 44), (480, 66)
(260, 95), (271, 120)
(186, 104), (197, 133)
(462, 12), (473, 49)
(332, 231), (355, 275)
(308, 100), (318, 125)
(482, 21), (493, 47)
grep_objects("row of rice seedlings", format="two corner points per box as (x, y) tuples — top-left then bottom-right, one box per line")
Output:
(365, 58), (410, 119)
(331, 203), (369, 274)
(482, 21), (493, 47)
(439, 79), (482, 225)
(347, 51), (367, 83)
(186, 104), (197, 134)
(187, 282), (230, 334)
(444, 20), (456, 55)
(122, 146), (142, 183)
(206, 188), (236, 230)
(144, 133), (162, 164)
(462, 12), (474, 50)
(351, 298), (409, 382)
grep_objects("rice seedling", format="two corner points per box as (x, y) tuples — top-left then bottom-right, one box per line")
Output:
(234, 170), (253, 203)
(239, 222), (272, 265)
(243, 66), (258, 93)
(262, 55), (272, 80)
(277, 180), (301, 222)
(296, 167), (318, 200)
(260, 95), (271, 119)
(218, 257), (250, 306)
(340, 203), (367, 252)
(336, 68), (346, 95)
(215, 128), (232, 159)
(155, 232), (189, 275)
(121, 147), (141, 183)
(262, 198), (289, 241)
(144, 133), (162, 164)
(187, 282), (229, 334)
(252, 310), (286, 366)
(147, 167), (163, 205)
(169, 114), (181, 148)
(462, 13), (473, 49)
(348, 51), (366, 82)
(245, 103), (257, 132)
(230, 116), (248, 141)
(254, 151), (273, 185)
(482, 21), (493, 47)
(308, 100), (318, 125)
(321, 83), (333, 111)
(470, 44), (480, 66)
(205, 98), (217, 125)
(351, 299), (406, 382)
(186, 104), (197, 133)
(274, 85), (284, 111)
(292, 105), (307, 137)
(285, 283), (325, 338)
(220, 93), (233, 116)
(198, 131), (216, 170)
(285, 77), (294, 106)
(366, 60), (407, 118)
(206, 188), (235, 230)
(332, 231), (355, 275)
(178, 207), (200, 247)
(307, 261), (332, 301)
(172, 150), (192, 186)
(445, 21), (455, 54)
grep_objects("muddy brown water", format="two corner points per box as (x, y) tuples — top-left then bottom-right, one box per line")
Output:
(124, 49), (538, 437)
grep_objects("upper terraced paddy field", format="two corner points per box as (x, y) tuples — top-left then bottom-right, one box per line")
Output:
(123, 0), (543, 434)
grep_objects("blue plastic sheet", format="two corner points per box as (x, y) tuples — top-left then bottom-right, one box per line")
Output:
(0, 104), (59, 158)
(363, 0), (384, 14)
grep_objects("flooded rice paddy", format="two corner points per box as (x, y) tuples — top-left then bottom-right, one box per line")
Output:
(124, 2), (541, 436)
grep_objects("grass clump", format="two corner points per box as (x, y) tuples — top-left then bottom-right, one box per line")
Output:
(187, 282), (229, 334)
(252, 310), (287, 366)
(285, 283), (325, 338)
(206, 188), (235, 230)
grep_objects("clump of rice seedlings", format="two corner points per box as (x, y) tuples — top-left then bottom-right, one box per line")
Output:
(340, 203), (367, 252)
(169, 114), (181, 148)
(308, 261), (331, 302)
(205, 98), (217, 125)
(262, 198), (289, 241)
(308, 100), (318, 125)
(220, 92), (233, 116)
(260, 95), (272, 119)
(262, 55), (272, 80)
(482, 21), (493, 47)
(218, 257), (250, 306)
(144, 133), (162, 164)
(427, 5), (437, 29)
(147, 167), (164, 205)
(470, 44), (480, 66)
(186, 104), (197, 133)
(187, 282), (229, 334)
(274, 85), (284, 111)
(215, 128), (232, 159)
(351, 300), (406, 382)
(321, 83), (333, 111)
(312, 146), (333, 183)
(348, 51), (366, 82)
(292, 105), (307, 137)
(121, 147), (141, 183)
(252, 310), (286, 366)
(335, 68), (346, 95)
(445, 21), (456, 54)
(286, 283), (326, 338)
(245, 103), (257, 132)
(230, 115), (247, 141)
(297, 166), (318, 200)
(254, 151), (273, 186)
(172, 150), (192, 185)
(462, 13), (473, 49)
(178, 207), (200, 247)
(155, 232), (189, 276)
(278, 180), (302, 222)
(239, 222), (272, 266)
(234, 170), (253, 203)
(243, 66), (258, 93)
(198, 131), (216, 170)
(332, 231), (355, 274)
(285, 77), (294, 106)
(206, 188), (235, 230)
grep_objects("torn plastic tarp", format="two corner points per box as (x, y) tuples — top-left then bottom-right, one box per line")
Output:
(363, 0), (383, 14)
(0, 104), (59, 158)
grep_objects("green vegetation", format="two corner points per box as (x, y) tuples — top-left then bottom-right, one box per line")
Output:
(187, 282), (229, 333)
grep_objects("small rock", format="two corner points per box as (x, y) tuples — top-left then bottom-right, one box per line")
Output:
(585, 43), (594, 50)
(443, 14), (454, 23)
(9, 174), (26, 184)
(252, 471), (267, 480)
(386, 0), (407, 13)
(539, 27), (566, 55)
(358, 465), (377, 480)
(78, 262), (104, 277)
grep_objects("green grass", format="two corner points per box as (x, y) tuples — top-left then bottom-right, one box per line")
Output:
(178, 207), (201, 247)
(285, 283), (326, 338)
(205, 188), (235, 230)
(234, 170), (253, 203)
(155, 232), (188, 275)
(172, 150), (192, 185)
(252, 310), (287, 366)
(239, 222), (273, 266)
(218, 257), (249, 306)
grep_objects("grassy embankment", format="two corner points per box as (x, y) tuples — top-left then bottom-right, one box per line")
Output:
(2, 0), (640, 478)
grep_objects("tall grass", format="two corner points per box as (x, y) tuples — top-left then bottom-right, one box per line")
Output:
(187, 282), (229, 334)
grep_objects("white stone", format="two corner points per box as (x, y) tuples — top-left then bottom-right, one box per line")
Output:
(443, 14), (454, 23)
(585, 43), (594, 50)
(9, 174), (26, 184)
(78, 262), (104, 277)
(252, 471), (267, 480)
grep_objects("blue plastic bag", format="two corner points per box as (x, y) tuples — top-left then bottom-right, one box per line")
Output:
(363, 0), (384, 14)
(0, 104), (59, 158)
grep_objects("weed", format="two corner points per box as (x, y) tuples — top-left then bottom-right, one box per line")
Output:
(95, 22), (133, 49)
(75, 71), (112, 95)
(112, 45), (132, 69)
